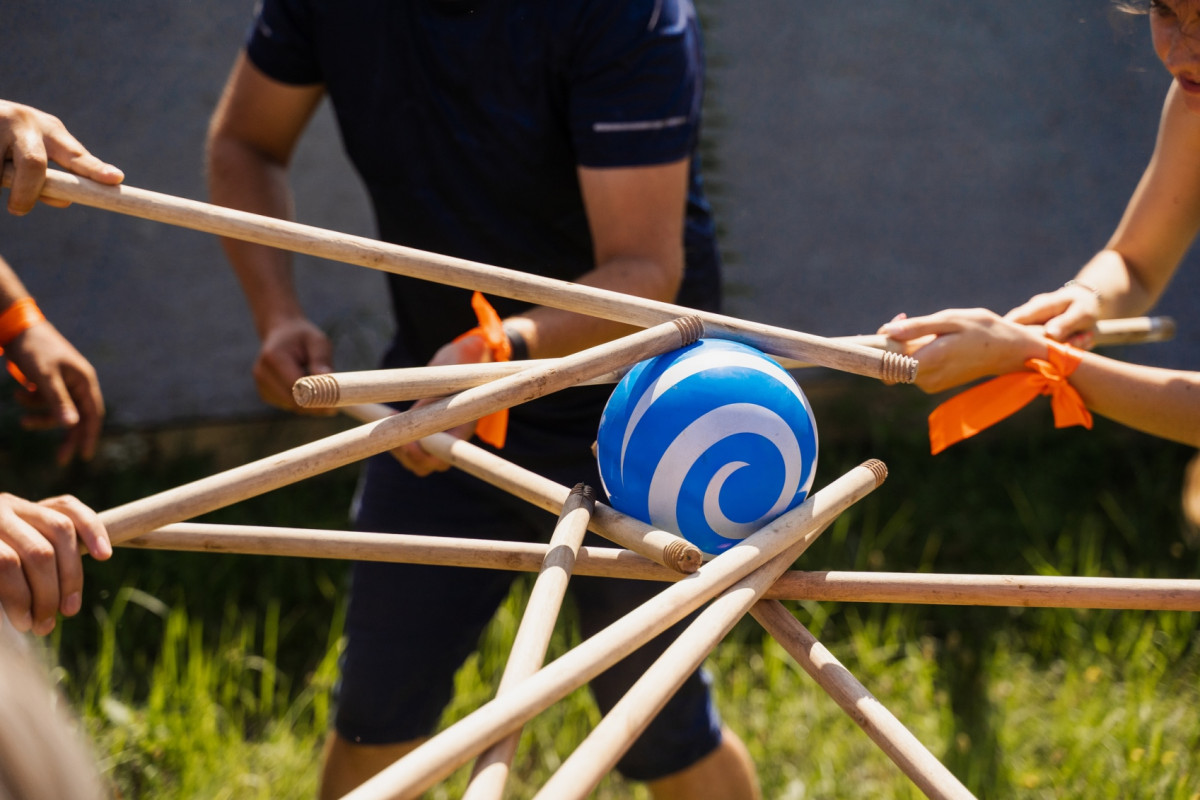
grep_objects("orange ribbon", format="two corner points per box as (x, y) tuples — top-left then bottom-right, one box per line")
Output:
(0, 297), (44, 391)
(454, 291), (513, 448)
(928, 341), (1093, 455)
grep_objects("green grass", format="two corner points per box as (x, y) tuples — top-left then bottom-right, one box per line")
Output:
(5, 386), (1200, 799)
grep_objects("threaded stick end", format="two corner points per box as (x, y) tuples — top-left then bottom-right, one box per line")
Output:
(859, 459), (888, 487)
(880, 351), (919, 384)
(664, 538), (703, 574)
(672, 315), (705, 346)
(293, 374), (341, 408)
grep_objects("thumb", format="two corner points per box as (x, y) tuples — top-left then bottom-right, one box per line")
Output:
(304, 331), (335, 376)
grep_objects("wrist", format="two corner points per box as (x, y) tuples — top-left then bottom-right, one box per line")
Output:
(1063, 279), (1102, 313)
(502, 320), (530, 360)
(0, 297), (45, 347)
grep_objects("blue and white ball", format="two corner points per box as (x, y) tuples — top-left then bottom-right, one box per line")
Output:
(596, 338), (819, 556)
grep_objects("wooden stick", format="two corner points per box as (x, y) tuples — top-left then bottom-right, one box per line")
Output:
(1089, 315), (1176, 346)
(751, 600), (976, 800)
(766, 570), (1200, 610)
(339, 460), (888, 800)
(463, 484), (595, 800)
(843, 315), (1176, 355)
(532, 518), (836, 800)
(97, 318), (701, 544)
(118, 524), (1200, 611)
(18, 169), (916, 384)
(343, 405), (702, 573)
(294, 361), (621, 407)
(296, 315), (1174, 407)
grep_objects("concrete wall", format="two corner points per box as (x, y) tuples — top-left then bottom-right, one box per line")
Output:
(0, 1), (1194, 429)
(706, 2), (1197, 374)
(0, 2), (388, 427)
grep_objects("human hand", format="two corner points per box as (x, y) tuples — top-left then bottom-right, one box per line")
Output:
(1004, 282), (1100, 349)
(253, 317), (335, 414)
(0, 493), (111, 636)
(391, 335), (490, 477)
(4, 321), (105, 466)
(879, 308), (1048, 394)
(0, 100), (124, 215)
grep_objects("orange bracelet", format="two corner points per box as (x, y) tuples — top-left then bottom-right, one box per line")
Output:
(927, 340), (1093, 455)
(0, 297), (44, 346)
(455, 292), (513, 449)
(0, 297), (44, 390)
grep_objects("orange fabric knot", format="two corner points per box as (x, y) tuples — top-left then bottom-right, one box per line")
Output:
(455, 291), (513, 448)
(928, 340), (1093, 455)
(0, 297), (45, 391)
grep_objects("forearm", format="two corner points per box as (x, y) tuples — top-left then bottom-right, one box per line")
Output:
(1072, 249), (1159, 321)
(509, 252), (683, 359)
(206, 134), (304, 339)
(505, 160), (688, 359)
(1070, 354), (1200, 447)
(0, 256), (31, 307)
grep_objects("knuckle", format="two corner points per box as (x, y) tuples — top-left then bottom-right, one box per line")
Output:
(23, 542), (57, 570)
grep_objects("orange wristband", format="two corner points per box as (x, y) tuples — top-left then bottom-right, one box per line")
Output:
(0, 297), (43, 390)
(0, 297), (44, 346)
(455, 292), (513, 449)
(927, 340), (1093, 455)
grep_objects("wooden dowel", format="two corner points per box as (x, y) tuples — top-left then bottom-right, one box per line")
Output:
(463, 484), (595, 800)
(297, 315), (1174, 407)
(118, 524), (1200, 611)
(751, 600), (976, 800)
(846, 316), (1176, 356)
(98, 318), (701, 544)
(1090, 315), (1176, 346)
(21, 169), (915, 384)
(294, 361), (624, 407)
(339, 460), (888, 800)
(533, 519), (835, 800)
(342, 405), (702, 573)
(771, 570), (1200, 610)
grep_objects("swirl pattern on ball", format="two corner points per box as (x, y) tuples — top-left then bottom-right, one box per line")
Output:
(597, 338), (818, 555)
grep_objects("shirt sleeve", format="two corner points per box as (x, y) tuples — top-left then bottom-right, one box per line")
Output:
(244, 0), (324, 86)
(567, 0), (705, 168)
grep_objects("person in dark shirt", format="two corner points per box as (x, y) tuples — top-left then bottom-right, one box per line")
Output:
(206, 2), (759, 797)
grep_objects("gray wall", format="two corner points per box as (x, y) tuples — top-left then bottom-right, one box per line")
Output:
(0, 1), (1194, 429)
(0, 2), (388, 427)
(708, 3), (1197, 371)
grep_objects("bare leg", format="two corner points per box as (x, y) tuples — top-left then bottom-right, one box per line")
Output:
(318, 732), (426, 800)
(647, 727), (761, 800)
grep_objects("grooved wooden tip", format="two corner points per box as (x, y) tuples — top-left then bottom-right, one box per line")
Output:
(292, 374), (340, 408)
(565, 483), (597, 515)
(664, 539), (703, 574)
(859, 459), (888, 487)
(673, 315), (705, 345)
(881, 351), (919, 384)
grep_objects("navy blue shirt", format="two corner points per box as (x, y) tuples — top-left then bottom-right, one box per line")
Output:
(246, 0), (721, 444)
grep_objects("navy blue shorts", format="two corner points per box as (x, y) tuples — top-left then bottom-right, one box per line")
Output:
(333, 444), (724, 782)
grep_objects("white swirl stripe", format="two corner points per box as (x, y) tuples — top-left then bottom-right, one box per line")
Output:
(597, 339), (818, 555)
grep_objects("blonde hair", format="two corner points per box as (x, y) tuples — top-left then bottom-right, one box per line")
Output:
(0, 633), (106, 800)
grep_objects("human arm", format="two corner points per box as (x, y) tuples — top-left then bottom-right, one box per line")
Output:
(206, 54), (333, 413)
(882, 307), (1200, 447)
(394, 159), (690, 476)
(1007, 82), (1200, 339)
(0, 258), (104, 465)
(0, 493), (111, 636)
(0, 99), (123, 215)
